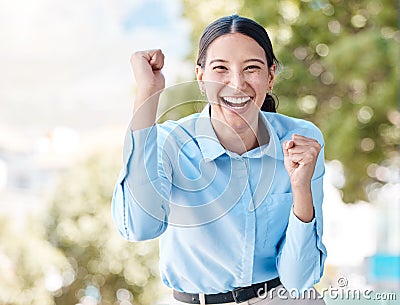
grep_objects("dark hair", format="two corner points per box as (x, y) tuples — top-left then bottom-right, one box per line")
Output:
(196, 15), (279, 112)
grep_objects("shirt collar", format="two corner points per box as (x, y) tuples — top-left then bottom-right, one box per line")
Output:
(195, 104), (283, 161)
(257, 112), (284, 160)
(195, 104), (226, 161)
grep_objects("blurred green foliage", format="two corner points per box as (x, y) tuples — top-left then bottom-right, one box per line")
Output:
(157, 81), (207, 123)
(0, 148), (166, 305)
(181, 0), (399, 202)
(44, 150), (165, 305)
(0, 215), (70, 304)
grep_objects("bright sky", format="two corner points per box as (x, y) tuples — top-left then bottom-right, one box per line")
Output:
(0, 0), (191, 136)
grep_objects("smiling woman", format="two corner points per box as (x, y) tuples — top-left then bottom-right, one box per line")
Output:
(195, 32), (276, 154)
(112, 15), (327, 305)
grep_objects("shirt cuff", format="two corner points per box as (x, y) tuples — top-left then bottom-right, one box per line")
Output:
(284, 208), (318, 260)
(288, 207), (316, 235)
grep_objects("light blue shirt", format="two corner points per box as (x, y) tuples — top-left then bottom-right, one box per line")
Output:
(111, 104), (327, 294)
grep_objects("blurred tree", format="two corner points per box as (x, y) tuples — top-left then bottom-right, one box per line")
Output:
(0, 215), (69, 305)
(45, 147), (166, 305)
(157, 81), (207, 123)
(181, 0), (399, 203)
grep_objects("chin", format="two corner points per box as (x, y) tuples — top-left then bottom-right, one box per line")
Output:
(220, 108), (259, 132)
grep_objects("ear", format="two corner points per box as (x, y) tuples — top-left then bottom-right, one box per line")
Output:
(267, 64), (276, 89)
(195, 64), (204, 81)
(195, 65), (205, 93)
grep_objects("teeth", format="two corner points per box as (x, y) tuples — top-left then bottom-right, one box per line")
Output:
(221, 96), (251, 109)
(223, 97), (251, 104)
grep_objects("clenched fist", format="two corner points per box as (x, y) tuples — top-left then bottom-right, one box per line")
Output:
(283, 134), (321, 188)
(130, 49), (166, 131)
(131, 49), (165, 97)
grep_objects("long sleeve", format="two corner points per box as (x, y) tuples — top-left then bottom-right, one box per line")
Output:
(276, 139), (327, 294)
(111, 125), (172, 241)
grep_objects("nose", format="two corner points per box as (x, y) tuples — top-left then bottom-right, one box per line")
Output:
(227, 71), (246, 92)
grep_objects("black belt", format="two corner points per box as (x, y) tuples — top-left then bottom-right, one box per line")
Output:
(173, 277), (281, 304)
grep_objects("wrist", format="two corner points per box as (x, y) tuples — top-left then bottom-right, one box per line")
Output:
(292, 186), (314, 223)
(291, 182), (311, 194)
(135, 88), (161, 103)
(131, 92), (161, 131)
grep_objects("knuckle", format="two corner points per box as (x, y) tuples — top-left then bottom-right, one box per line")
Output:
(310, 145), (319, 153)
(155, 49), (164, 58)
(131, 51), (143, 62)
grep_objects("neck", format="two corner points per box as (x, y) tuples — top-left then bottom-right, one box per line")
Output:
(211, 114), (267, 155)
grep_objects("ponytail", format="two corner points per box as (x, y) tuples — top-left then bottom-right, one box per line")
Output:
(261, 92), (278, 112)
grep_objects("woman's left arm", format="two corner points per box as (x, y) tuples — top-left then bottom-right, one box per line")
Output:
(276, 132), (327, 294)
(284, 134), (322, 222)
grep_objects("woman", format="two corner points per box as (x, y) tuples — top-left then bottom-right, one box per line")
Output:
(112, 15), (327, 304)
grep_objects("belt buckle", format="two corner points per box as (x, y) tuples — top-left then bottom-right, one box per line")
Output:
(232, 287), (248, 303)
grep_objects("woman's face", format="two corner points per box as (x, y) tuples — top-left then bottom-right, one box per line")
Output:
(196, 32), (275, 132)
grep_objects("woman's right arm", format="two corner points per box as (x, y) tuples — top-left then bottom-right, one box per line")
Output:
(130, 49), (165, 131)
(111, 50), (172, 241)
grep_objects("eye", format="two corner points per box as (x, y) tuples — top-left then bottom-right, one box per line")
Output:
(212, 65), (228, 72)
(244, 65), (261, 72)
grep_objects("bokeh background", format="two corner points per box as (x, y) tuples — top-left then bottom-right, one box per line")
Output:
(0, 0), (399, 304)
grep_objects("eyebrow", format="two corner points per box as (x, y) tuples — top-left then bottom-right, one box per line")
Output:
(209, 58), (266, 65)
(209, 59), (228, 65)
(244, 58), (265, 64)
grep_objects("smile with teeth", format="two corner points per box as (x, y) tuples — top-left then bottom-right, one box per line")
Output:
(220, 96), (252, 109)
